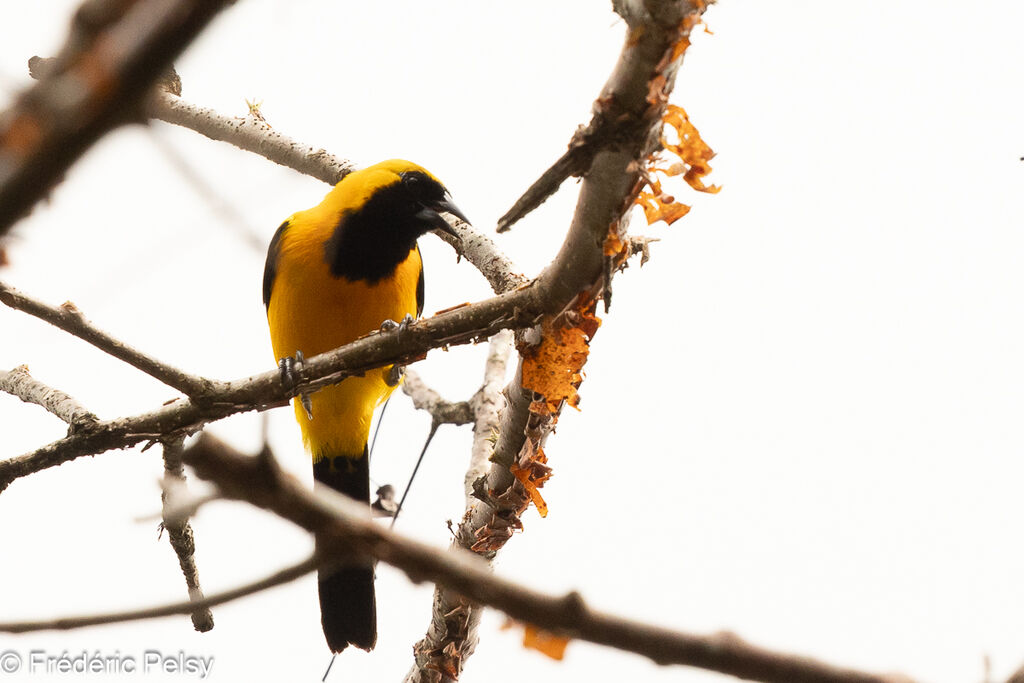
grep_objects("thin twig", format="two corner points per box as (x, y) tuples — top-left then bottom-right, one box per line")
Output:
(0, 364), (98, 430)
(496, 143), (596, 234)
(178, 433), (914, 683)
(0, 554), (319, 634)
(0, 0), (234, 235)
(401, 370), (473, 426)
(390, 422), (440, 529)
(149, 90), (356, 186)
(160, 436), (213, 632)
(146, 127), (265, 253)
(0, 282), (212, 397)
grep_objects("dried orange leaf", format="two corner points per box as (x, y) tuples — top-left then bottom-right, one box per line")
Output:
(523, 625), (570, 661)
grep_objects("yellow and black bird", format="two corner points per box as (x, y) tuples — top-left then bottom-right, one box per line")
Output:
(262, 159), (468, 652)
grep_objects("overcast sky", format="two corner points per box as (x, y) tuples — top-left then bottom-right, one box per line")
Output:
(2, 2), (1024, 682)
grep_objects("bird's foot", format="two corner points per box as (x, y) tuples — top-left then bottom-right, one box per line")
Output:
(380, 313), (415, 340)
(278, 351), (313, 420)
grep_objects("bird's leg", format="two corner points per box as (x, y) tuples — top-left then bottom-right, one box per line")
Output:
(379, 314), (415, 386)
(278, 350), (314, 420)
(384, 364), (404, 387)
(371, 484), (398, 517)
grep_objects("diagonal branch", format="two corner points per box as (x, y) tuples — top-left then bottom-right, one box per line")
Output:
(149, 91), (526, 295)
(0, 282), (212, 397)
(169, 434), (913, 683)
(150, 90), (357, 187)
(0, 283), (542, 495)
(496, 130), (617, 234)
(0, 0), (234, 235)
(26, 60), (526, 292)
(0, 553), (319, 634)
(0, 431), (918, 682)
(0, 364), (99, 431)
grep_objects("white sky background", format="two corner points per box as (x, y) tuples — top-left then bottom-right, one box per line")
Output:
(1, 1), (1023, 682)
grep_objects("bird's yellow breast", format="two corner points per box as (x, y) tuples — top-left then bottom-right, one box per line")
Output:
(267, 207), (422, 461)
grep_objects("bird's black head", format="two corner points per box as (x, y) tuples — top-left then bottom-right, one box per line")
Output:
(323, 160), (469, 283)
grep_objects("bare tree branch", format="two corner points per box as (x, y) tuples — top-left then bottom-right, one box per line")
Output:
(407, 2), (713, 679)
(149, 90), (357, 187)
(464, 330), (513, 504)
(0, 431), (918, 682)
(172, 433), (914, 683)
(0, 0), (234, 235)
(431, 218), (528, 295)
(0, 364), (98, 430)
(0, 554), (319, 634)
(0, 282), (211, 397)
(149, 91), (527, 295)
(0, 284), (542, 495)
(159, 436), (213, 632)
(406, 331), (515, 678)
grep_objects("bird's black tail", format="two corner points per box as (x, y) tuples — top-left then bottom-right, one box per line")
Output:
(313, 447), (376, 652)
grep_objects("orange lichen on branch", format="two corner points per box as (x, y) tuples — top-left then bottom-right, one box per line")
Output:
(662, 104), (719, 194)
(654, 10), (709, 94)
(523, 625), (570, 660)
(521, 304), (601, 416)
(603, 231), (626, 258)
(0, 113), (43, 157)
(72, 49), (117, 107)
(634, 103), (718, 226)
(433, 301), (472, 315)
(501, 619), (571, 661)
(515, 300), (601, 517)
(510, 442), (552, 518)
(635, 175), (692, 226)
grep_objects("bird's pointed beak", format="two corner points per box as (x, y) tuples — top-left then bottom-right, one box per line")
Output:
(435, 195), (470, 226)
(416, 195), (470, 239)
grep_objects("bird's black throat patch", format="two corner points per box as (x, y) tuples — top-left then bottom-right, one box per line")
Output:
(324, 174), (442, 284)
